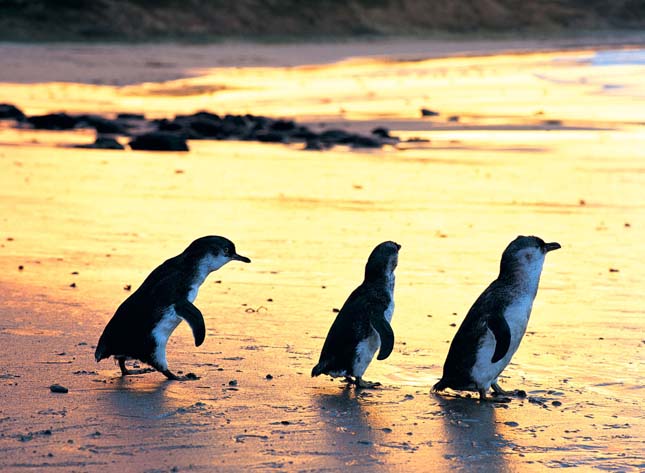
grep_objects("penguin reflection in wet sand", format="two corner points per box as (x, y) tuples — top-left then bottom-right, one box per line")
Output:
(312, 241), (400, 388)
(95, 236), (250, 380)
(433, 236), (560, 401)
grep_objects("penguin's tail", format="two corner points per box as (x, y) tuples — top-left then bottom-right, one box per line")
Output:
(311, 362), (326, 377)
(432, 378), (448, 392)
(94, 338), (109, 362)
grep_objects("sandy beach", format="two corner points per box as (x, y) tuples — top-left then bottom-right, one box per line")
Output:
(0, 39), (644, 472)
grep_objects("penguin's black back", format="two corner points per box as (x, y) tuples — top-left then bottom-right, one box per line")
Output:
(312, 282), (391, 377)
(95, 252), (200, 363)
(435, 278), (516, 390)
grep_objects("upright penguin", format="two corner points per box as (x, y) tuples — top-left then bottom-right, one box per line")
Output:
(95, 236), (250, 380)
(433, 235), (560, 400)
(312, 241), (400, 388)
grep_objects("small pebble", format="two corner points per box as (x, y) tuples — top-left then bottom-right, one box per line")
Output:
(516, 390), (527, 398)
(228, 380), (238, 386)
(332, 308), (339, 313)
(69, 282), (76, 288)
(265, 374), (273, 380)
(552, 400), (562, 406)
(18, 265), (24, 271)
(280, 420), (290, 425)
(50, 384), (68, 393)
(184, 372), (199, 380)
(421, 108), (440, 117)
(504, 421), (519, 427)
(123, 284), (132, 291)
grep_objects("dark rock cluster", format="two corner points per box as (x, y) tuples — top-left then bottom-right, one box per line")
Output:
(0, 103), (405, 152)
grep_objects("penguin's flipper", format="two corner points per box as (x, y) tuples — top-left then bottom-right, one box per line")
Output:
(487, 313), (511, 363)
(371, 316), (394, 360)
(174, 301), (206, 347)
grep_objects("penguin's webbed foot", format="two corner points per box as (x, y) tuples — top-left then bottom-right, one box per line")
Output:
(355, 377), (382, 389)
(492, 383), (526, 398)
(161, 369), (200, 381)
(162, 369), (182, 381)
(491, 382), (512, 396)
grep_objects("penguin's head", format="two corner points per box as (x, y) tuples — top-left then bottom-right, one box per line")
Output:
(500, 235), (560, 279)
(184, 236), (251, 272)
(365, 241), (401, 281)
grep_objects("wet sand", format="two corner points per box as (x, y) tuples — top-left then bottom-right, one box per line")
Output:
(0, 40), (644, 471)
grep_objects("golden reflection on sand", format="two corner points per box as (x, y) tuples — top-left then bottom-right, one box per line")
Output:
(0, 46), (643, 471)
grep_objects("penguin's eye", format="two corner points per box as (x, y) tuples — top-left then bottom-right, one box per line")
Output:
(223, 247), (230, 256)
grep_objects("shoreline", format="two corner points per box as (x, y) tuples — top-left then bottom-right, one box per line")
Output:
(1, 33), (644, 86)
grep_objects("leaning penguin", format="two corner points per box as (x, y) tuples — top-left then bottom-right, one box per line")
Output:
(312, 241), (400, 388)
(95, 236), (251, 380)
(433, 235), (560, 400)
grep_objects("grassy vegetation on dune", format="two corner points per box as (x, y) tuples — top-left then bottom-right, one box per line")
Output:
(0, 0), (643, 42)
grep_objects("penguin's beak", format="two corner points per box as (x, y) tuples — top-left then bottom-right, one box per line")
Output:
(544, 242), (561, 252)
(232, 253), (251, 263)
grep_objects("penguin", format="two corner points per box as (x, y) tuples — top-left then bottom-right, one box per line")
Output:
(312, 241), (400, 388)
(433, 235), (560, 400)
(95, 236), (251, 380)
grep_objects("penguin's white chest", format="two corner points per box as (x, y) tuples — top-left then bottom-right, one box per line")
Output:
(352, 291), (394, 378)
(470, 295), (534, 389)
(151, 307), (183, 369)
(384, 296), (394, 323)
(187, 285), (199, 303)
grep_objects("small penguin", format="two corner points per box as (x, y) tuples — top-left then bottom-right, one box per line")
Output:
(312, 241), (400, 388)
(433, 235), (560, 400)
(95, 236), (250, 380)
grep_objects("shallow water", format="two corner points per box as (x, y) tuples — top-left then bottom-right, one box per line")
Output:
(0, 46), (644, 471)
